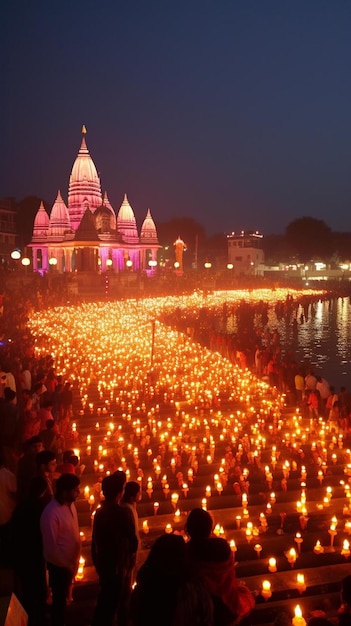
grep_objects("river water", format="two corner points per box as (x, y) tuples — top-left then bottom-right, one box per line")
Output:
(268, 295), (351, 388)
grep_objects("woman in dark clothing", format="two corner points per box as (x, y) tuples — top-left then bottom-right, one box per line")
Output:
(130, 533), (213, 626)
(185, 508), (254, 626)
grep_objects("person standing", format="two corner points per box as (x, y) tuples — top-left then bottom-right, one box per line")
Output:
(130, 533), (213, 626)
(40, 473), (81, 626)
(121, 480), (142, 585)
(294, 370), (305, 408)
(36, 449), (57, 505)
(59, 381), (73, 437)
(316, 376), (331, 416)
(17, 435), (43, 502)
(91, 470), (138, 626)
(185, 508), (254, 626)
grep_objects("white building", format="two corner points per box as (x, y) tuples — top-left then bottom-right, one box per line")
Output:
(227, 230), (264, 276)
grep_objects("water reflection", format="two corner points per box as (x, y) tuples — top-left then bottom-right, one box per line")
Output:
(271, 296), (351, 385)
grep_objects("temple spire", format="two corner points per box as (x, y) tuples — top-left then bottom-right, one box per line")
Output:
(82, 124), (87, 134)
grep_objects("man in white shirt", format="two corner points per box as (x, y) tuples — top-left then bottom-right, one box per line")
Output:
(40, 473), (81, 626)
(305, 370), (317, 392)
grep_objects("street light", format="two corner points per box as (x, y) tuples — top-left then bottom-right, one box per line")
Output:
(106, 259), (113, 269)
(49, 257), (57, 268)
(148, 260), (157, 268)
(227, 263), (233, 270)
(21, 257), (30, 277)
(204, 262), (212, 269)
(11, 250), (21, 260)
(126, 259), (133, 269)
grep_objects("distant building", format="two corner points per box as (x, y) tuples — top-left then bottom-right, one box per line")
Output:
(0, 198), (17, 265)
(28, 129), (160, 273)
(227, 230), (264, 276)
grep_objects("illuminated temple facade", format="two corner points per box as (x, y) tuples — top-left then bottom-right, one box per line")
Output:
(28, 130), (160, 273)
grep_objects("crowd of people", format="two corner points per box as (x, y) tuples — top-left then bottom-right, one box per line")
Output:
(1, 452), (257, 626)
(2, 279), (351, 626)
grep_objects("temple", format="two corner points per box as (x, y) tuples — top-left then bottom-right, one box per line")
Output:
(28, 129), (160, 273)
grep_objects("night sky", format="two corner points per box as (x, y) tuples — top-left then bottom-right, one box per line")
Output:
(2, 1), (351, 236)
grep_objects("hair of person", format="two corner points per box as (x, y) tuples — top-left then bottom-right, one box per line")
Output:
(135, 534), (190, 626)
(123, 480), (141, 500)
(36, 449), (56, 467)
(185, 507), (214, 540)
(199, 536), (232, 562)
(62, 449), (75, 463)
(45, 419), (55, 429)
(102, 471), (126, 500)
(143, 533), (186, 571)
(112, 470), (127, 491)
(55, 473), (80, 496)
(68, 454), (79, 467)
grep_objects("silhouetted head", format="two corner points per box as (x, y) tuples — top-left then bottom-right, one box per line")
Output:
(185, 507), (214, 540)
(55, 473), (80, 503)
(123, 480), (141, 502)
(102, 471), (126, 501)
(144, 534), (186, 572)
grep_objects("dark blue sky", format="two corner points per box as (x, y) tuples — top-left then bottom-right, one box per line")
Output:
(2, 0), (351, 236)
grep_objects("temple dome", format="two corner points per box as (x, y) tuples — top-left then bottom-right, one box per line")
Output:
(117, 193), (135, 221)
(117, 194), (139, 244)
(67, 133), (102, 230)
(48, 191), (72, 239)
(32, 201), (49, 241)
(140, 209), (158, 243)
(101, 191), (117, 230)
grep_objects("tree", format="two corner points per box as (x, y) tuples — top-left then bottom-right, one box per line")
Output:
(262, 234), (295, 265)
(331, 231), (351, 263)
(285, 216), (332, 262)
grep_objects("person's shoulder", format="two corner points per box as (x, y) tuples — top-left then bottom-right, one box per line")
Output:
(94, 501), (117, 520)
(121, 502), (136, 517)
